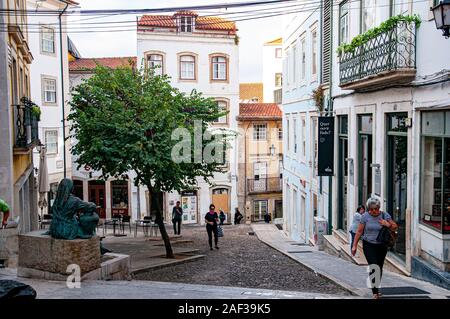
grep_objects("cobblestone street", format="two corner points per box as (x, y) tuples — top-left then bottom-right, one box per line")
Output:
(133, 224), (350, 296)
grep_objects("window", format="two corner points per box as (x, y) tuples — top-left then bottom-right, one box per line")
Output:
(275, 48), (282, 58)
(180, 55), (195, 80)
(420, 111), (450, 233)
(254, 200), (268, 221)
(293, 118), (298, 154)
(339, 0), (349, 44)
(43, 78), (57, 104)
(392, 0), (408, 16)
(111, 180), (129, 215)
(286, 118), (290, 152)
(278, 126), (283, 140)
(211, 56), (227, 80)
(179, 16), (194, 32)
(362, 0), (377, 33)
(253, 123), (267, 140)
(147, 54), (163, 76)
(41, 26), (55, 54)
(253, 162), (267, 180)
(45, 130), (58, 154)
(279, 160), (283, 178)
(311, 29), (317, 77)
(214, 100), (228, 124)
(301, 37), (306, 82)
(301, 116), (306, 159)
(275, 73), (282, 87)
(292, 45), (297, 84)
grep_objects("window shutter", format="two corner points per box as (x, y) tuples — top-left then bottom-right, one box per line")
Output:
(322, 0), (332, 85)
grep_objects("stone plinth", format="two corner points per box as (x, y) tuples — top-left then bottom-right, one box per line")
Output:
(0, 228), (19, 268)
(18, 231), (101, 279)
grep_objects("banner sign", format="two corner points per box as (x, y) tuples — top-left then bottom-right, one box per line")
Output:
(318, 116), (334, 176)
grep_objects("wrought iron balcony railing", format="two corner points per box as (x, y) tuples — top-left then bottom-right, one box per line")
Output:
(339, 20), (416, 91)
(248, 177), (282, 193)
(15, 97), (39, 149)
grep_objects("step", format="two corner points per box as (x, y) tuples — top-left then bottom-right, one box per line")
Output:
(333, 229), (349, 245)
(340, 243), (368, 265)
(323, 235), (342, 258)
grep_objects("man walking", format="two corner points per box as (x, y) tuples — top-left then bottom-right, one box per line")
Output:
(172, 201), (183, 235)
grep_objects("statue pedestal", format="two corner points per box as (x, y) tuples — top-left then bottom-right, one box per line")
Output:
(18, 230), (101, 281)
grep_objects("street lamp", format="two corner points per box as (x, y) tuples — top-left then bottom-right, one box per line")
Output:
(269, 144), (276, 156)
(431, 0), (450, 38)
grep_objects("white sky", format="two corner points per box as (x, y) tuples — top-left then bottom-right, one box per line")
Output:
(67, 0), (283, 83)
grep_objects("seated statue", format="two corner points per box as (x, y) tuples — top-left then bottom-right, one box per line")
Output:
(47, 178), (99, 240)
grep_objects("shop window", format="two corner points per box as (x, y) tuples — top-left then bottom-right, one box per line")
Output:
(111, 180), (129, 216)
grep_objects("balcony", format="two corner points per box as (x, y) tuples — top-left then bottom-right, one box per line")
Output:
(248, 177), (282, 194)
(339, 20), (417, 92)
(14, 97), (40, 154)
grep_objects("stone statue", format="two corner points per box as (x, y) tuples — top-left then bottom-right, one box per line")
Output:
(47, 178), (99, 240)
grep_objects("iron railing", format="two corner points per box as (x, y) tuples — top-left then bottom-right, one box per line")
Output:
(339, 20), (416, 86)
(248, 177), (282, 193)
(15, 97), (39, 148)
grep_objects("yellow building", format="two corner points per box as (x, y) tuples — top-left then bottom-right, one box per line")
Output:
(0, 0), (38, 234)
(237, 103), (283, 222)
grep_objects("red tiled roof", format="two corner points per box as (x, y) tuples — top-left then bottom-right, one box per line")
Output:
(69, 57), (137, 72)
(138, 12), (237, 33)
(238, 103), (282, 120)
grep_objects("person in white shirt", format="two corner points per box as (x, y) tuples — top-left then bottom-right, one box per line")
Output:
(349, 205), (365, 250)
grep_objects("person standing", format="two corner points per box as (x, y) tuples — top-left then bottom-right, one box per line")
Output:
(219, 210), (226, 225)
(351, 197), (398, 299)
(172, 201), (183, 235)
(264, 212), (272, 223)
(349, 205), (365, 251)
(205, 204), (219, 250)
(234, 208), (243, 224)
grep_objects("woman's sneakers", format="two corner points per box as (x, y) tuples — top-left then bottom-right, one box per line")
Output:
(215, 246), (219, 249)
(210, 247), (213, 251)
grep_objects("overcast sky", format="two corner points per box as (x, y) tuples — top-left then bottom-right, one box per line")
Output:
(67, 0), (283, 83)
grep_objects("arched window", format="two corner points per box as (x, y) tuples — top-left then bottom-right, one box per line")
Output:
(179, 55), (195, 80)
(147, 54), (163, 76)
(211, 56), (227, 80)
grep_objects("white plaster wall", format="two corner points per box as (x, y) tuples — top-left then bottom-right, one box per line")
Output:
(262, 43), (282, 103)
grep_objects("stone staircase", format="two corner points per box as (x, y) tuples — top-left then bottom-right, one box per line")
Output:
(323, 230), (368, 266)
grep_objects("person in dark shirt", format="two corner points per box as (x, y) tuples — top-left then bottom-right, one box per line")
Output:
(172, 201), (183, 235)
(219, 210), (226, 225)
(205, 204), (219, 250)
(234, 208), (243, 225)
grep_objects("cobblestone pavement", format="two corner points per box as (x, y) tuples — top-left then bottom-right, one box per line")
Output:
(133, 224), (351, 296)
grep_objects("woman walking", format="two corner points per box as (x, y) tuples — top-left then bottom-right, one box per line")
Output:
(351, 196), (398, 299)
(205, 204), (220, 251)
(349, 205), (365, 252)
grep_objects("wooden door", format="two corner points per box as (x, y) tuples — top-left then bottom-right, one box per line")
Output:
(88, 181), (106, 219)
(212, 188), (229, 222)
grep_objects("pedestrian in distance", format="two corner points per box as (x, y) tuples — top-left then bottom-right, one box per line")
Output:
(172, 201), (183, 235)
(264, 212), (272, 223)
(349, 205), (365, 252)
(219, 210), (226, 225)
(234, 208), (243, 225)
(205, 204), (220, 251)
(351, 196), (398, 299)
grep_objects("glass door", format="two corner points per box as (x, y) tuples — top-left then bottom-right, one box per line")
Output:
(358, 114), (373, 206)
(338, 115), (349, 230)
(387, 113), (408, 261)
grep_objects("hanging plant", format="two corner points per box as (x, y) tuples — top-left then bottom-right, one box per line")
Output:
(311, 84), (324, 114)
(31, 105), (41, 121)
(336, 14), (421, 56)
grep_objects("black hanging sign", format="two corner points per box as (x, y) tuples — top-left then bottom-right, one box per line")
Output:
(317, 116), (334, 176)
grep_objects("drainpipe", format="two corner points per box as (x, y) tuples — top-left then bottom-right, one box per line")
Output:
(327, 1), (334, 235)
(243, 122), (251, 223)
(59, 1), (69, 178)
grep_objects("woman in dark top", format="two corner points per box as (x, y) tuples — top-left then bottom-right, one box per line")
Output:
(205, 204), (219, 251)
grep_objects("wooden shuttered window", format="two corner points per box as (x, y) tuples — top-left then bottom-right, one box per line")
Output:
(322, 0), (332, 85)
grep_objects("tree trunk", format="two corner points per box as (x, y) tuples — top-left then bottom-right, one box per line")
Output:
(148, 188), (174, 258)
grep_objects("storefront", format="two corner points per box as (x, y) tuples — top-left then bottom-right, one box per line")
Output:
(111, 180), (129, 216)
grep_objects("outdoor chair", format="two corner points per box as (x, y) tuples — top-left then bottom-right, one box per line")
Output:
(103, 214), (122, 236)
(134, 216), (152, 237)
(40, 214), (52, 229)
(149, 217), (159, 237)
(120, 215), (132, 234)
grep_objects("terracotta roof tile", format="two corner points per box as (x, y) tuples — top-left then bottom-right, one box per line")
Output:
(138, 13), (236, 33)
(238, 103), (282, 120)
(69, 57), (137, 72)
(239, 83), (264, 102)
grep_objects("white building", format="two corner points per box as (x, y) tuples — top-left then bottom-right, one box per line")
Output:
(327, 0), (450, 287)
(262, 37), (283, 103)
(137, 10), (239, 225)
(27, 0), (76, 214)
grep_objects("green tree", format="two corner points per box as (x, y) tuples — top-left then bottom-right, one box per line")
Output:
(68, 65), (230, 258)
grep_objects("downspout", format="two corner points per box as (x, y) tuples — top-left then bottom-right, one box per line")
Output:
(327, 0), (334, 235)
(243, 122), (251, 223)
(59, 1), (69, 178)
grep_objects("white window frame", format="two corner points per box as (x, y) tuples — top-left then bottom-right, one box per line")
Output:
(300, 35), (306, 84)
(211, 56), (227, 81)
(253, 123), (267, 141)
(147, 54), (164, 76)
(213, 100), (228, 124)
(339, 0), (350, 44)
(40, 26), (55, 55)
(275, 47), (282, 58)
(179, 16), (194, 32)
(179, 55), (196, 80)
(311, 27), (318, 81)
(42, 76), (57, 105)
(293, 118), (298, 154)
(45, 129), (58, 155)
(362, 0), (377, 33)
(301, 114), (307, 162)
(275, 73), (282, 87)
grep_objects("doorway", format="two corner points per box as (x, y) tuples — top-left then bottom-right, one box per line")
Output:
(387, 113), (408, 261)
(253, 200), (268, 221)
(88, 180), (106, 219)
(358, 114), (373, 207)
(338, 115), (349, 231)
(274, 200), (283, 219)
(212, 188), (230, 221)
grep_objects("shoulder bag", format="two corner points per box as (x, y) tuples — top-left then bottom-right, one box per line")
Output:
(376, 212), (397, 248)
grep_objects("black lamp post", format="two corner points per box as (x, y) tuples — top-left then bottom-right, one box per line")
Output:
(431, 0), (450, 38)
